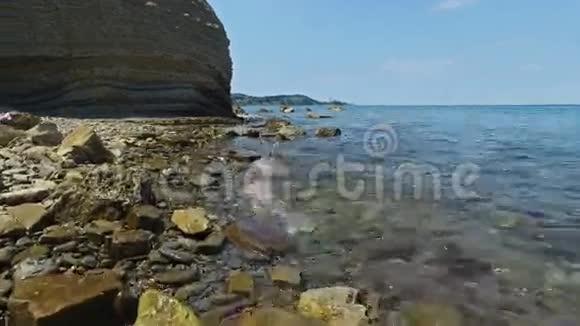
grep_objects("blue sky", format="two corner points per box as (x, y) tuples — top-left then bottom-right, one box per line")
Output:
(210, 0), (580, 105)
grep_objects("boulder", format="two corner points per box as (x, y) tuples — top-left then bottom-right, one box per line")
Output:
(0, 125), (25, 147)
(8, 270), (122, 326)
(315, 127), (342, 138)
(0, 1), (233, 118)
(7, 203), (51, 232)
(27, 122), (63, 146)
(297, 286), (368, 326)
(57, 125), (114, 164)
(0, 112), (41, 130)
(171, 207), (210, 236)
(134, 290), (202, 326)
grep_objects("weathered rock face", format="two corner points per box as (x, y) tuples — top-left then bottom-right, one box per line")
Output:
(0, 0), (233, 118)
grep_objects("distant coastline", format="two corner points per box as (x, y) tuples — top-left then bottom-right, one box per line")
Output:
(232, 93), (347, 106)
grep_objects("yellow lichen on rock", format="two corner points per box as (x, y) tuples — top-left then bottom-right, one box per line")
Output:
(135, 290), (202, 326)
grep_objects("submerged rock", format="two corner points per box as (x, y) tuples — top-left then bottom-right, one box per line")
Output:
(225, 218), (291, 256)
(227, 271), (254, 297)
(57, 125), (114, 164)
(8, 270), (122, 326)
(297, 286), (368, 326)
(269, 265), (302, 286)
(400, 303), (463, 326)
(134, 290), (202, 326)
(238, 307), (325, 326)
(315, 127), (342, 137)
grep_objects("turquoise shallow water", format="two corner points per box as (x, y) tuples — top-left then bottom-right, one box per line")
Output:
(230, 104), (580, 324)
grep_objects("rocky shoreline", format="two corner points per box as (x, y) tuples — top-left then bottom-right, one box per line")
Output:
(0, 112), (392, 326)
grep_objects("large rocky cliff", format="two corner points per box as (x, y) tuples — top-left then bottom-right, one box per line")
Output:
(0, 0), (234, 117)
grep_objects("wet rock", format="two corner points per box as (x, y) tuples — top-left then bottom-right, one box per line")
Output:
(0, 125), (26, 147)
(357, 238), (417, 261)
(134, 290), (202, 326)
(264, 118), (291, 132)
(110, 230), (154, 260)
(39, 224), (80, 244)
(57, 125), (114, 164)
(7, 203), (50, 232)
(227, 149), (261, 163)
(269, 265), (302, 287)
(359, 290), (382, 322)
(227, 271), (254, 298)
(154, 268), (199, 285)
(196, 228), (226, 254)
(297, 286), (368, 326)
(0, 183), (54, 205)
(400, 303), (463, 326)
(225, 219), (290, 256)
(127, 205), (164, 232)
(0, 215), (26, 238)
(159, 247), (196, 264)
(171, 208), (210, 236)
(13, 258), (59, 280)
(27, 122), (63, 146)
(237, 307), (324, 326)
(277, 125), (306, 140)
(315, 127), (342, 137)
(8, 270), (122, 326)
(257, 108), (272, 113)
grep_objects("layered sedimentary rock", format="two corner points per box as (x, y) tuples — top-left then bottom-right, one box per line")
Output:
(0, 0), (233, 117)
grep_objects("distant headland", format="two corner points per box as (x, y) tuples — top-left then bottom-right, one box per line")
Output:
(232, 93), (347, 106)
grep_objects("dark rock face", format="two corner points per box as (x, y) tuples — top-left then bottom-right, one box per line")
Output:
(0, 0), (233, 117)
